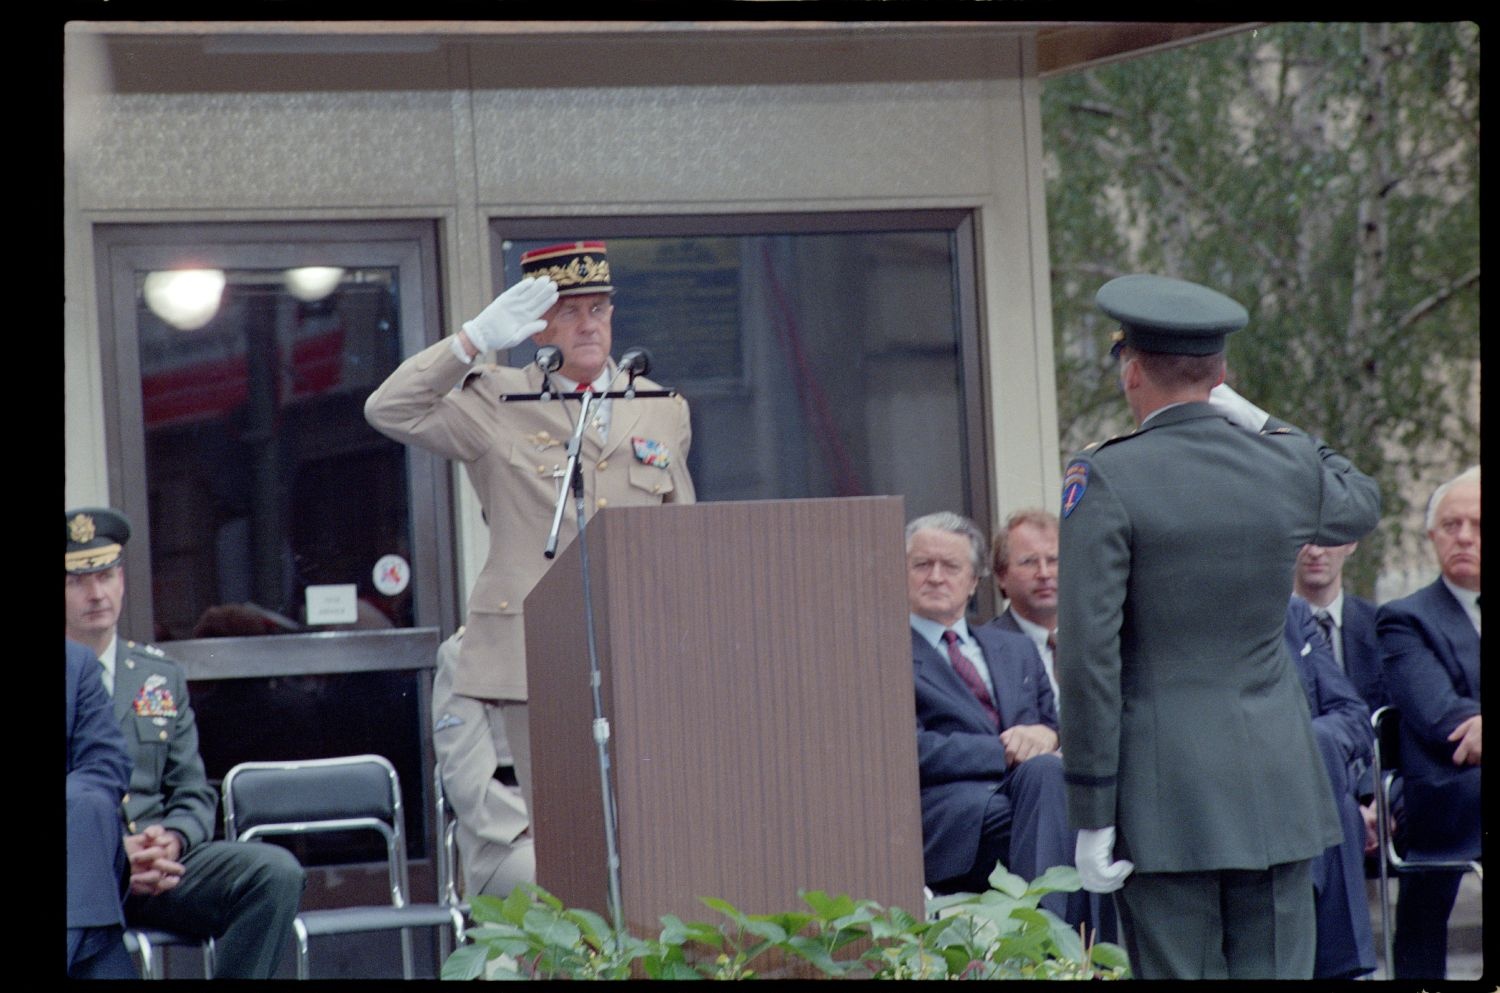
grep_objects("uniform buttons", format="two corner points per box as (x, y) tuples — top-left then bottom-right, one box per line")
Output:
(597, 459), (609, 471)
(596, 498), (608, 509)
(537, 465), (547, 474)
(499, 601), (509, 610)
(159, 730), (169, 740)
(652, 484), (661, 493)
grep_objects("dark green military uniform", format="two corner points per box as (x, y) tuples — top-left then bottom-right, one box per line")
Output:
(67, 507), (305, 978)
(1055, 276), (1381, 979)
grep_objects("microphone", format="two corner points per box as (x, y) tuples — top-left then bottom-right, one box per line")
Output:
(618, 347), (652, 380)
(534, 345), (563, 396)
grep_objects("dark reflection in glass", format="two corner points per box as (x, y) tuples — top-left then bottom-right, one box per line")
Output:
(136, 267), (416, 642)
(502, 230), (971, 518)
(188, 669), (427, 862)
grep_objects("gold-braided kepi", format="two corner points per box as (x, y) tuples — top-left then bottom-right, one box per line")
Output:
(66, 507), (131, 574)
(519, 241), (614, 297)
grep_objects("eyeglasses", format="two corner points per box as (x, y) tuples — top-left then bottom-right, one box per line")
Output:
(1011, 554), (1059, 572)
(552, 299), (613, 326)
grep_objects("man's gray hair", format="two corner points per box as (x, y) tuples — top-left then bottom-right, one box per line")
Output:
(904, 511), (990, 578)
(1426, 465), (1481, 532)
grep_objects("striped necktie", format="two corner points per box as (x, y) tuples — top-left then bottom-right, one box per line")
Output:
(942, 630), (1000, 730)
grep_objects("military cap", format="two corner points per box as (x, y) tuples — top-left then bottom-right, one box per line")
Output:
(65, 507), (131, 574)
(520, 241), (614, 298)
(1097, 274), (1249, 357)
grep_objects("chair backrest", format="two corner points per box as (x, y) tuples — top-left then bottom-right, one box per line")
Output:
(223, 754), (411, 907)
(1372, 705), (1402, 775)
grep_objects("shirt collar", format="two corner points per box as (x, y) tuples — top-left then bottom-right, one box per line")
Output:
(1441, 576), (1481, 633)
(1312, 590), (1345, 628)
(553, 365), (613, 394)
(99, 633), (119, 693)
(1139, 400), (1190, 428)
(910, 613), (972, 654)
(1009, 609), (1052, 650)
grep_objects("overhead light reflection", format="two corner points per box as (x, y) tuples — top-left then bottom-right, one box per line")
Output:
(283, 266), (346, 303)
(142, 269), (226, 331)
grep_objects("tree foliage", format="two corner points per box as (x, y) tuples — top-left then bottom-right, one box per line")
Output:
(1042, 22), (1479, 596)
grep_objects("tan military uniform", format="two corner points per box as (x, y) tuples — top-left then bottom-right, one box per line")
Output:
(365, 338), (696, 700)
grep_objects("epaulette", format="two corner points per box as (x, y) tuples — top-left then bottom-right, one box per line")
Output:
(1086, 432), (1133, 453)
(140, 642), (167, 657)
(1261, 426), (1294, 436)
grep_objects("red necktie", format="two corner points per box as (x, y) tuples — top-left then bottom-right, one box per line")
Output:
(943, 630), (1000, 730)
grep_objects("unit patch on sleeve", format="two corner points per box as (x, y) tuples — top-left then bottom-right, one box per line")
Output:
(1061, 460), (1090, 519)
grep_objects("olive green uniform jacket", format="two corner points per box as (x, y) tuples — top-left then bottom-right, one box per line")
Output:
(112, 640), (217, 847)
(1056, 404), (1380, 873)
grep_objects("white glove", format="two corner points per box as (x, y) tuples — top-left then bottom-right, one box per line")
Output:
(1208, 382), (1270, 432)
(1074, 827), (1134, 893)
(460, 276), (560, 354)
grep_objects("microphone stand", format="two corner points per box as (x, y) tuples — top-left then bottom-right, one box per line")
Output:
(497, 374), (676, 943)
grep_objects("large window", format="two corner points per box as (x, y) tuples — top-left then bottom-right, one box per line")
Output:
(92, 221), (455, 643)
(494, 211), (990, 537)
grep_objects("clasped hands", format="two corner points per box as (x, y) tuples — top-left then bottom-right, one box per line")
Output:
(999, 723), (1058, 767)
(124, 824), (186, 897)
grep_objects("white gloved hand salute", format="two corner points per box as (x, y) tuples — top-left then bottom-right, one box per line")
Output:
(1074, 826), (1135, 893)
(1208, 382), (1271, 432)
(452, 276), (560, 363)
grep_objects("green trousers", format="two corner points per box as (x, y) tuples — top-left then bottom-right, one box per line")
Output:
(1116, 858), (1315, 979)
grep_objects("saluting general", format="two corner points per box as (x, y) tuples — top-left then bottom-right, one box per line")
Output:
(365, 241), (696, 871)
(1054, 274), (1381, 979)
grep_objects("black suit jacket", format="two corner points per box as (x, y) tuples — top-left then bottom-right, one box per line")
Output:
(1377, 578), (1481, 860)
(913, 623), (1056, 881)
(1340, 594), (1387, 713)
(67, 639), (132, 928)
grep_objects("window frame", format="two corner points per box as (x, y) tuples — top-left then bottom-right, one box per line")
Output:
(90, 219), (458, 643)
(487, 209), (993, 580)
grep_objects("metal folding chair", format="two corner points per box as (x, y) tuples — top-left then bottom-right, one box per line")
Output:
(1369, 705), (1483, 978)
(222, 754), (465, 979)
(433, 761), (468, 915)
(122, 928), (215, 979)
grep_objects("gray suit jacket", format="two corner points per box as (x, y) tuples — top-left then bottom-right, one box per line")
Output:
(112, 640), (218, 852)
(1056, 403), (1380, 873)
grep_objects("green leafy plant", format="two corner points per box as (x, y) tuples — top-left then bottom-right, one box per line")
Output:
(441, 862), (1129, 980)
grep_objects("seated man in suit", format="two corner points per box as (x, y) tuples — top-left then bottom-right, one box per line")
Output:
(66, 638), (137, 979)
(1284, 598), (1376, 979)
(907, 511), (1101, 935)
(1295, 541), (1386, 711)
(1294, 540), (1386, 857)
(982, 508), (1061, 703)
(1378, 465), (1481, 979)
(65, 507), (306, 979)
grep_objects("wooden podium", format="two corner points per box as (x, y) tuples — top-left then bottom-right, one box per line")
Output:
(525, 496), (925, 935)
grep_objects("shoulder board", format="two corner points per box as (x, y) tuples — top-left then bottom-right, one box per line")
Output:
(141, 642), (167, 657)
(1261, 426), (1294, 435)
(1086, 432), (1134, 453)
